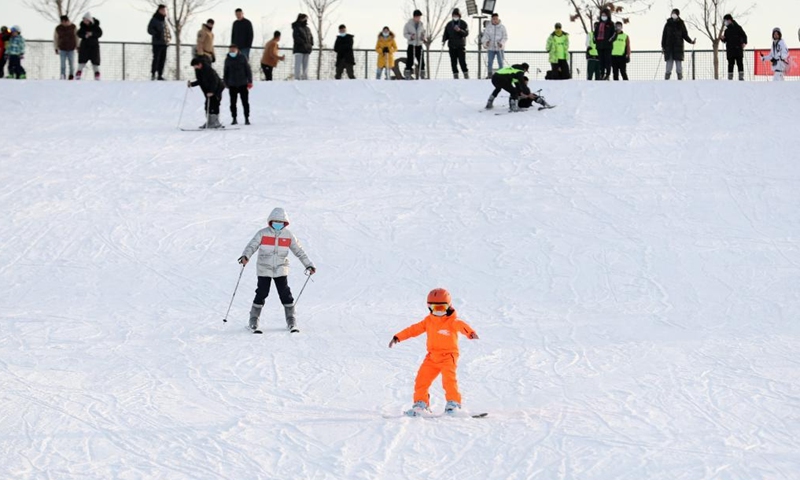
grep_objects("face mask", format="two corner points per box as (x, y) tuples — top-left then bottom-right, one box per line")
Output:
(431, 310), (447, 317)
(724, 20), (731, 26)
(382, 32), (389, 37)
(615, 26), (622, 32)
(671, 14), (678, 20)
(601, 16), (608, 21)
(338, 32), (346, 37)
(228, 52), (237, 58)
(272, 222), (285, 231)
(453, 16), (460, 21)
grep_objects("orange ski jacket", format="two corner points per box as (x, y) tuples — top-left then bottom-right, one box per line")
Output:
(394, 310), (476, 354)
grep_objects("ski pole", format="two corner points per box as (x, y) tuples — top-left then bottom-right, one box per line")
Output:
(177, 83), (190, 129)
(654, 52), (663, 80)
(222, 264), (245, 323)
(205, 94), (211, 129)
(293, 270), (314, 308)
(435, 47), (444, 79)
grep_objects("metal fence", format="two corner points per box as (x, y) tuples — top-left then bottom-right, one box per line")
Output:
(13, 40), (795, 82)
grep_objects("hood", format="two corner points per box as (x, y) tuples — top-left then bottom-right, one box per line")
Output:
(551, 30), (568, 36)
(773, 27), (782, 39)
(268, 208), (290, 224)
(84, 18), (100, 26)
(291, 20), (307, 28)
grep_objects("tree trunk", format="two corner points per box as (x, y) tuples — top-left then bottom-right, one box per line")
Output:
(316, 15), (323, 80)
(712, 40), (719, 80)
(175, 30), (182, 81)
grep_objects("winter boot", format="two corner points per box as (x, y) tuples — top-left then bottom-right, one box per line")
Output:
(245, 117), (250, 125)
(151, 73), (156, 81)
(453, 71), (459, 79)
(404, 69), (412, 80)
(420, 70), (427, 80)
(249, 304), (263, 331)
(68, 74), (74, 80)
(463, 71), (469, 79)
(94, 71), (101, 80)
(444, 401), (461, 415)
(485, 94), (496, 110)
(231, 117), (238, 126)
(208, 114), (223, 129)
(60, 74), (66, 80)
(727, 72), (733, 81)
(738, 72), (745, 81)
(75, 70), (82, 80)
(509, 98), (520, 112)
(677, 73), (683, 80)
(284, 304), (298, 332)
(404, 401), (431, 417)
(664, 72), (671, 80)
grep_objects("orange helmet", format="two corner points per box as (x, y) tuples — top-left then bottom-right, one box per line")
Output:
(427, 288), (452, 305)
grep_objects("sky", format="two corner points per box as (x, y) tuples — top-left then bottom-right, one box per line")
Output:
(4, 0), (800, 51)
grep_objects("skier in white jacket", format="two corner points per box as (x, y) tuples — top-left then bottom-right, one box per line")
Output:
(403, 10), (427, 79)
(760, 27), (790, 81)
(239, 207), (316, 332)
(482, 13), (508, 77)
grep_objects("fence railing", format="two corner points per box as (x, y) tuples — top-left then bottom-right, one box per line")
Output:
(13, 40), (795, 82)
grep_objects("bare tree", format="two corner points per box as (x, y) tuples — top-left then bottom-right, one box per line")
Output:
(23, 0), (107, 23)
(567, 0), (653, 34)
(141, 0), (222, 80)
(301, 0), (343, 80)
(406, 0), (461, 79)
(686, 0), (753, 79)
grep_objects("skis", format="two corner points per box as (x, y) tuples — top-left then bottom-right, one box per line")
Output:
(248, 326), (298, 335)
(180, 126), (240, 132)
(383, 411), (488, 419)
(253, 329), (263, 334)
(538, 104), (557, 111)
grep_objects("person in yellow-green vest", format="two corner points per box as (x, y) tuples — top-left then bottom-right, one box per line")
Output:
(586, 31), (600, 80)
(546, 22), (570, 79)
(485, 63), (529, 112)
(611, 22), (630, 81)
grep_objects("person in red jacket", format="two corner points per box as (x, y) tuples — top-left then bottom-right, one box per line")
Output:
(389, 288), (479, 416)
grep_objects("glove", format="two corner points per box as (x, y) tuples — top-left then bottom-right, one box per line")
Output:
(306, 266), (316, 275)
(388, 336), (399, 348)
(187, 80), (192, 87)
(211, 53), (216, 63)
(626, 55), (630, 64)
(238, 256), (248, 265)
(771, 59), (778, 66)
(468, 332), (479, 340)
(55, 49), (59, 54)
(382, 47), (389, 54)
(247, 83), (253, 90)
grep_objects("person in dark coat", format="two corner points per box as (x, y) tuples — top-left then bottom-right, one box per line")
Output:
(147, 4), (170, 80)
(592, 7), (615, 80)
(661, 8), (695, 80)
(721, 13), (747, 81)
(77, 13), (102, 80)
(188, 56), (225, 129)
(334, 24), (355, 79)
(224, 44), (253, 126)
(231, 8), (254, 58)
(292, 14), (314, 80)
(442, 8), (469, 79)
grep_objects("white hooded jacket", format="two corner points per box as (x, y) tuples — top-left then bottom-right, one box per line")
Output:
(482, 21), (508, 51)
(403, 19), (427, 46)
(763, 38), (790, 71)
(241, 208), (314, 278)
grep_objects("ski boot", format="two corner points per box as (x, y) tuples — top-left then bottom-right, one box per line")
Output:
(404, 401), (431, 417)
(208, 114), (223, 129)
(444, 401), (461, 416)
(509, 98), (520, 113)
(453, 72), (459, 79)
(404, 69), (412, 80)
(284, 304), (298, 332)
(249, 304), (263, 331)
(485, 94), (496, 110)
(463, 71), (469, 79)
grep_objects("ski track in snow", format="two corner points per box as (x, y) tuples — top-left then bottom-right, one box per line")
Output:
(1, 80), (799, 479)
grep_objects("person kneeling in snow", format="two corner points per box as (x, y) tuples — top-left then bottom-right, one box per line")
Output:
(389, 288), (479, 417)
(188, 56), (224, 129)
(238, 208), (316, 333)
(516, 76), (551, 109)
(485, 63), (528, 112)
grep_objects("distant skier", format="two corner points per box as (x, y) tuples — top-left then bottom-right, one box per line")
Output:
(661, 8), (695, 80)
(403, 10), (426, 79)
(388, 288), (479, 417)
(760, 27), (789, 82)
(187, 56), (224, 129)
(484, 62), (528, 112)
(721, 14), (747, 81)
(238, 208), (316, 333)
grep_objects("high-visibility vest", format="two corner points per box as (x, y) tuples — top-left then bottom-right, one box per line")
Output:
(612, 33), (628, 56)
(588, 32), (598, 57)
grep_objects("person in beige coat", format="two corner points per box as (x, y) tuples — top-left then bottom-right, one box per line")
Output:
(196, 19), (215, 62)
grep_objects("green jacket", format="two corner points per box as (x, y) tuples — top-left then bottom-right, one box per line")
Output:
(546, 31), (569, 63)
(496, 65), (526, 85)
(587, 32), (598, 58)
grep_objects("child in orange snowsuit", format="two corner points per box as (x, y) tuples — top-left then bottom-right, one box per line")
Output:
(389, 288), (479, 416)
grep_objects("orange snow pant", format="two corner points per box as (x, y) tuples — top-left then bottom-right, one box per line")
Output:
(414, 352), (461, 405)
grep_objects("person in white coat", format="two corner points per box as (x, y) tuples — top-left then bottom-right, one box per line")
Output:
(403, 9), (427, 79)
(760, 27), (789, 81)
(239, 208), (316, 332)
(482, 13), (508, 77)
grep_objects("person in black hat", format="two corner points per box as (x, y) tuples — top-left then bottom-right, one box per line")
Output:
(442, 8), (469, 79)
(661, 8), (695, 80)
(403, 9), (427, 79)
(720, 13), (747, 81)
(334, 24), (356, 79)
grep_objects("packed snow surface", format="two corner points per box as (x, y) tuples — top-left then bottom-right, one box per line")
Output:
(1, 80), (799, 480)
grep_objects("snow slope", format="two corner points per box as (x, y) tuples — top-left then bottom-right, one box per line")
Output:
(1, 79), (799, 480)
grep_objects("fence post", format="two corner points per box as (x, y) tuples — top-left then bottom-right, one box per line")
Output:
(570, 52), (574, 78)
(364, 50), (368, 79)
(692, 49), (696, 80)
(122, 42), (126, 81)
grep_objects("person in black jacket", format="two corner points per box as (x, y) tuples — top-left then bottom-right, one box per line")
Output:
(442, 8), (469, 79)
(231, 8), (254, 58)
(661, 8), (695, 80)
(188, 56), (225, 129)
(592, 8), (615, 80)
(485, 63), (528, 112)
(77, 13), (102, 80)
(292, 14), (314, 80)
(147, 4), (170, 80)
(224, 44), (253, 126)
(334, 24), (355, 79)
(721, 14), (747, 81)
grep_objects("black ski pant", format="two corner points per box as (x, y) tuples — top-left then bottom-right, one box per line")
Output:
(550, 59), (571, 79)
(449, 47), (468, 74)
(151, 44), (167, 77)
(229, 85), (250, 120)
(407, 45), (426, 72)
(261, 64), (273, 81)
(204, 94), (220, 115)
(335, 63), (355, 79)
(597, 47), (612, 79)
(253, 276), (294, 306)
(612, 56), (628, 80)
(8, 55), (25, 78)
(490, 75), (518, 100)
(727, 55), (744, 76)
(0, 54), (6, 78)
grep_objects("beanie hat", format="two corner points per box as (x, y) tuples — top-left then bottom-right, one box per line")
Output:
(723, 14), (732, 21)
(672, 8), (680, 16)
(452, 8), (461, 16)
(520, 62), (530, 71)
(11, 25), (20, 33)
(83, 12), (92, 20)
(413, 9), (423, 17)
(555, 22), (562, 29)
